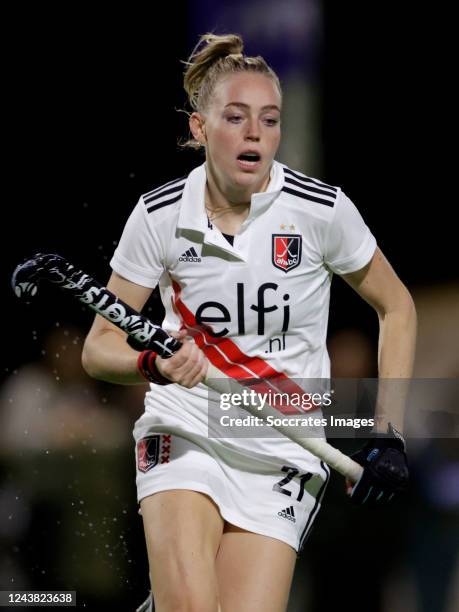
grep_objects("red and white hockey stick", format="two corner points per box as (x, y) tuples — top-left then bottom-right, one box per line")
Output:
(12, 253), (363, 482)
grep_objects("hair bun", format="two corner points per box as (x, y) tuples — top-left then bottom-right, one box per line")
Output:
(183, 34), (244, 110)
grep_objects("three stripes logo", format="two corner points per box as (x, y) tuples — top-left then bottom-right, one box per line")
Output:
(143, 176), (186, 214)
(278, 506), (296, 523)
(179, 247), (201, 263)
(281, 166), (338, 208)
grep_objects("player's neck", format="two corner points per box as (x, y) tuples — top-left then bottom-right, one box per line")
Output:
(205, 162), (270, 208)
(204, 165), (270, 235)
(205, 183), (249, 235)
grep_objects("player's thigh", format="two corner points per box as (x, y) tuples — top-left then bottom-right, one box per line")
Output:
(216, 524), (297, 612)
(140, 489), (224, 612)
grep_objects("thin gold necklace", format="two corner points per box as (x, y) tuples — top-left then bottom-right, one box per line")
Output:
(205, 201), (248, 221)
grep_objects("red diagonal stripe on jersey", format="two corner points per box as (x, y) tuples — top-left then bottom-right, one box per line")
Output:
(171, 281), (318, 415)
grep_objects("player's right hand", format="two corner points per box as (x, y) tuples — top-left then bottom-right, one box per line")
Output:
(156, 330), (209, 388)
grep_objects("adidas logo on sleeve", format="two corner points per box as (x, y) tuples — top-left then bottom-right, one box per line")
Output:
(278, 506), (296, 523)
(178, 247), (201, 263)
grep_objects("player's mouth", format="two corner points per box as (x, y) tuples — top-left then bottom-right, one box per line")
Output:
(236, 151), (262, 171)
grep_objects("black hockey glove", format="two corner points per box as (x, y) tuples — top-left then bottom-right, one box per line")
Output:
(348, 423), (409, 505)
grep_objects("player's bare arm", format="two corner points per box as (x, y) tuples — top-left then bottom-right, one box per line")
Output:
(341, 246), (415, 505)
(342, 246), (417, 433)
(81, 271), (154, 384)
(82, 271), (208, 388)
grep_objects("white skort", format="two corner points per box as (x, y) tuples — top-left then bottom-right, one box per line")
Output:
(134, 409), (330, 552)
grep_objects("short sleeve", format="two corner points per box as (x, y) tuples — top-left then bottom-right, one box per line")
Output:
(324, 191), (377, 274)
(110, 199), (164, 288)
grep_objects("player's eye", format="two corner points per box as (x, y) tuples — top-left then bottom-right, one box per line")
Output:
(227, 115), (244, 123)
(263, 117), (280, 127)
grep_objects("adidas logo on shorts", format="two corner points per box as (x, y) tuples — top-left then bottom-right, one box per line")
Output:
(179, 247), (201, 263)
(278, 506), (296, 523)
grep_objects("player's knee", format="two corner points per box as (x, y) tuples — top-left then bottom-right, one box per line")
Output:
(150, 548), (218, 612)
(154, 582), (219, 612)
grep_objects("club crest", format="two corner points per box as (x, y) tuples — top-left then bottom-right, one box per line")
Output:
(272, 234), (302, 272)
(137, 435), (160, 473)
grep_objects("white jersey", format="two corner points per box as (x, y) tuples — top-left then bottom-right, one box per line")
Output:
(110, 160), (376, 467)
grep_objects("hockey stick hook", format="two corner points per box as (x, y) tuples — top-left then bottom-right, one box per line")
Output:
(11, 253), (72, 302)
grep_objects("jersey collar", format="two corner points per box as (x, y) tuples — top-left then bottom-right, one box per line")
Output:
(177, 160), (284, 236)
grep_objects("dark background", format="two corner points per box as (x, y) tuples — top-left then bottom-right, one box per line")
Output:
(3, 3), (455, 377)
(1, 3), (457, 611)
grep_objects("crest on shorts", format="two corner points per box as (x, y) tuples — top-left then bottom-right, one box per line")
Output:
(137, 435), (160, 473)
(272, 234), (302, 272)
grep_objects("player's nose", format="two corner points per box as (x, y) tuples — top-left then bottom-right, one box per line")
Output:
(245, 117), (261, 141)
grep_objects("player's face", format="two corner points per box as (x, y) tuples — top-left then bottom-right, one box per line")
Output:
(200, 72), (281, 198)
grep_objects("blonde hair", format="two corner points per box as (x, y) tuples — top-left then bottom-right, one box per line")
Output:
(182, 33), (281, 149)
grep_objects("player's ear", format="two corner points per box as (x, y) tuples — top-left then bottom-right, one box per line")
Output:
(189, 112), (206, 145)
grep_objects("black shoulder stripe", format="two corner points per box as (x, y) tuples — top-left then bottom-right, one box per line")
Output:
(144, 180), (186, 205)
(146, 191), (183, 214)
(144, 182), (185, 205)
(284, 175), (337, 199)
(143, 175), (187, 199)
(283, 167), (337, 194)
(284, 166), (338, 192)
(282, 186), (335, 207)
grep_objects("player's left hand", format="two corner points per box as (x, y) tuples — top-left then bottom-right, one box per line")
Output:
(346, 423), (409, 505)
